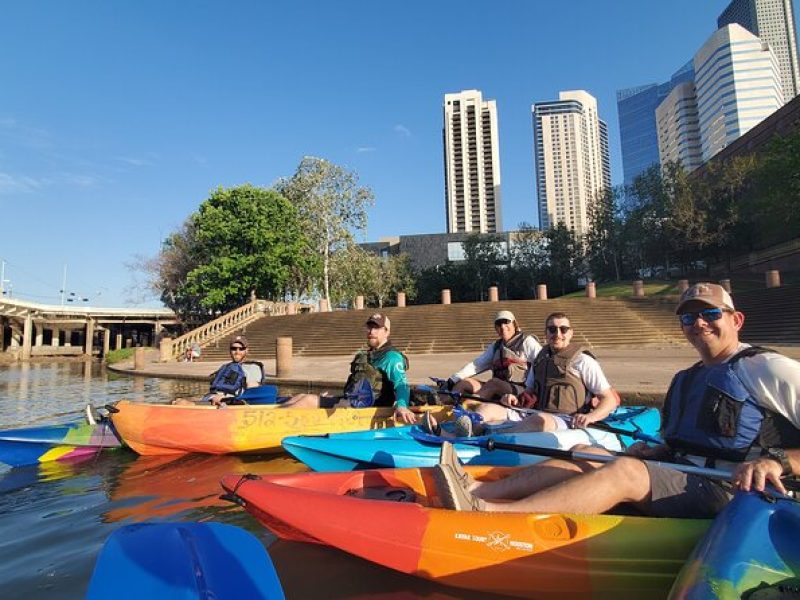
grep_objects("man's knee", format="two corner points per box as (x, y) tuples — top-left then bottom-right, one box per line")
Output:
(475, 402), (508, 421)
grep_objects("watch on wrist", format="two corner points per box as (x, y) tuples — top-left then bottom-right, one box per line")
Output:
(763, 447), (792, 476)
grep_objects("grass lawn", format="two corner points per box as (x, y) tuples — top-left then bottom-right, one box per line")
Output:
(563, 281), (679, 298)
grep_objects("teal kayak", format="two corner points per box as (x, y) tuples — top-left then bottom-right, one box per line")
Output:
(283, 405), (661, 471)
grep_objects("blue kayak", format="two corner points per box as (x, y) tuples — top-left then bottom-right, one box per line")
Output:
(283, 405), (661, 471)
(87, 522), (285, 600)
(0, 420), (122, 468)
(668, 490), (800, 599)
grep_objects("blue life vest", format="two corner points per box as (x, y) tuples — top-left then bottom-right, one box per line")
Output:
(209, 362), (247, 396)
(662, 347), (794, 462)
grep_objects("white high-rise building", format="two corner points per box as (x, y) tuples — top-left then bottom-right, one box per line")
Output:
(655, 81), (703, 170)
(718, 0), (800, 100)
(695, 24), (784, 161)
(442, 90), (502, 233)
(532, 90), (610, 237)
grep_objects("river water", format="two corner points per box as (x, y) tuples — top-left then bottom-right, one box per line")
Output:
(0, 362), (502, 599)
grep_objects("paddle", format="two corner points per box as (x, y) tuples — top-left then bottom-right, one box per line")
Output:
(416, 384), (484, 403)
(458, 437), (800, 492)
(584, 420), (663, 445)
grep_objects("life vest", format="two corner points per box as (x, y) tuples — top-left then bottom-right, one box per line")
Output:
(530, 344), (594, 414)
(662, 347), (800, 462)
(491, 332), (534, 385)
(344, 344), (409, 408)
(209, 362), (248, 396)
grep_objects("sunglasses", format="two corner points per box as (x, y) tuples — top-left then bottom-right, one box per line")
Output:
(229, 346), (246, 352)
(678, 308), (728, 326)
(494, 319), (512, 326)
(547, 325), (571, 335)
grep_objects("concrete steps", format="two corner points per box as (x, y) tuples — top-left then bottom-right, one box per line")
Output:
(197, 297), (689, 362)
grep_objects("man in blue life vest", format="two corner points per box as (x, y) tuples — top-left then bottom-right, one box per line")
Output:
(434, 283), (800, 518)
(173, 335), (262, 405)
(279, 313), (416, 424)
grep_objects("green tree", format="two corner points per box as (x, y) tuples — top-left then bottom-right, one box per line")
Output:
(508, 223), (547, 299)
(374, 253), (416, 307)
(328, 244), (380, 308)
(277, 157), (375, 309)
(462, 233), (506, 300)
(585, 187), (623, 281)
(153, 185), (314, 318)
(543, 223), (585, 296)
(749, 133), (800, 246)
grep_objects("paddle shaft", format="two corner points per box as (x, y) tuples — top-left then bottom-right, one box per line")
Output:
(478, 438), (800, 492)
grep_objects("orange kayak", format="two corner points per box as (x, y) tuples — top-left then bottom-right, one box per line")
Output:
(220, 466), (711, 599)
(109, 400), (454, 456)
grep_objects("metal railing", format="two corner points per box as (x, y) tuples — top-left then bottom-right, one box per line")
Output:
(168, 299), (312, 361)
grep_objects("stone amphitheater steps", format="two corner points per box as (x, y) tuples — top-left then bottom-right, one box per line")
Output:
(735, 284), (800, 345)
(197, 297), (689, 362)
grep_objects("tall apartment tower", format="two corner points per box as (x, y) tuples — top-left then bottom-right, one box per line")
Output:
(616, 62), (695, 187)
(655, 81), (703, 170)
(442, 90), (502, 233)
(532, 90), (611, 237)
(718, 0), (800, 100)
(695, 24), (784, 160)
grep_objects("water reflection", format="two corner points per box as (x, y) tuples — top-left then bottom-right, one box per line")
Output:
(0, 362), (508, 599)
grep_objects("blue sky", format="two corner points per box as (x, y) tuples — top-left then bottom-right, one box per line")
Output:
(1, 1), (789, 307)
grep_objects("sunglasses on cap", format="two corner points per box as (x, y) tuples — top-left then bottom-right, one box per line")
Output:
(494, 319), (512, 326)
(678, 308), (729, 327)
(229, 345), (246, 352)
(547, 325), (571, 335)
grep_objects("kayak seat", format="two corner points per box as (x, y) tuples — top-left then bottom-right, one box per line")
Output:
(345, 486), (417, 503)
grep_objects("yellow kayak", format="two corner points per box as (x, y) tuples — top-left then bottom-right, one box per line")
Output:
(109, 400), (454, 456)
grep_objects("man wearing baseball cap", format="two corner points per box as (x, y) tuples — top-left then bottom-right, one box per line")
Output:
(173, 334), (263, 405)
(421, 311), (541, 434)
(279, 313), (416, 423)
(434, 282), (800, 518)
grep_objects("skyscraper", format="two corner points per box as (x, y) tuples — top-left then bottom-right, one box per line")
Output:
(532, 90), (610, 237)
(655, 81), (703, 171)
(718, 0), (800, 100)
(616, 62), (695, 187)
(442, 90), (502, 233)
(695, 24), (784, 160)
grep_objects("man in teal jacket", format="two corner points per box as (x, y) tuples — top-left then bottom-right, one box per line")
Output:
(279, 313), (416, 423)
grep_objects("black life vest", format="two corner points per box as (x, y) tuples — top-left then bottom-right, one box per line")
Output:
(662, 346), (800, 462)
(343, 344), (409, 408)
(209, 362), (247, 396)
(491, 332), (535, 385)
(530, 344), (594, 414)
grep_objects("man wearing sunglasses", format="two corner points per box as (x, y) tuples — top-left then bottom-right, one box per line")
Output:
(490, 311), (619, 434)
(173, 335), (263, 405)
(421, 311), (542, 435)
(434, 282), (800, 519)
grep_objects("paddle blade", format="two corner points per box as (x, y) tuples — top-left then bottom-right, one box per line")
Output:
(238, 385), (280, 405)
(348, 378), (375, 408)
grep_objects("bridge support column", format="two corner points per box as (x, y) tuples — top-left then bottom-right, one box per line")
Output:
(21, 314), (33, 361)
(51, 328), (60, 347)
(84, 319), (95, 358)
(115, 333), (122, 350)
(0, 316), (6, 351)
(103, 329), (111, 358)
(35, 327), (44, 348)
